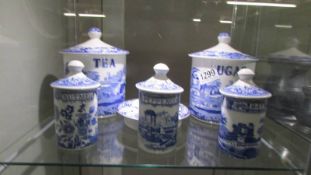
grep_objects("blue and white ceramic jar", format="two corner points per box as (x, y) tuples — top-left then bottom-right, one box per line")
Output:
(218, 68), (271, 159)
(61, 27), (129, 118)
(136, 63), (184, 154)
(50, 60), (100, 149)
(188, 33), (257, 123)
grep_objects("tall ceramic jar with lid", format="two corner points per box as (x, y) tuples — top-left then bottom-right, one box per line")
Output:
(189, 32), (257, 123)
(50, 60), (100, 149)
(219, 68), (271, 159)
(136, 63), (184, 154)
(60, 27), (129, 118)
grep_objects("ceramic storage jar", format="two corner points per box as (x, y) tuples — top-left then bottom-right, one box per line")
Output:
(61, 27), (129, 118)
(189, 32), (257, 123)
(219, 68), (271, 159)
(50, 60), (100, 149)
(135, 63), (184, 154)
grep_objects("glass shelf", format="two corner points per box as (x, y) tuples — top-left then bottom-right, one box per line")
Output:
(268, 107), (311, 143)
(0, 115), (309, 174)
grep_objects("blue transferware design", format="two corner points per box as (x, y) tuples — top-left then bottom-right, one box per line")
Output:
(218, 114), (262, 159)
(51, 60), (100, 90)
(136, 81), (180, 92)
(222, 85), (271, 97)
(188, 32), (254, 60)
(135, 63), (184, 94)
(220, 68), (272, 99)
(138, 92), (180, 152)
(190, 51), (251, 60)
(117, 98), (190, 130)
(61, 28), (129, 117)
(226, 97), (267, 113)
(51, 60), (100, 149)
(84, 70), (100, 81)
(218, 68), (271, 159)
(51, 76), (99, 88)
(63, 47), (129, 55)
(62, 27), (129, 55)
(54, 89), (98, 149)
(96, 68), (126, 116)
(190, 67), (223, 122)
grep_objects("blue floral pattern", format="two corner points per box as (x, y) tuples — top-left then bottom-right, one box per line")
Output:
(222, 85), (270, 97)
(190, 50), (253, 60)
(136, 81), (181, 92)
(63, 47), (129, 55)
(51, 76), (99, 88)
(60, 105), (74, 120)
(54, 89), (98, 149)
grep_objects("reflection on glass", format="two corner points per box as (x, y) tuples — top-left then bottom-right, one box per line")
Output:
(266, 37), (311, 116)
(185, 119), (218, 166)
(96, 118), (124, 164)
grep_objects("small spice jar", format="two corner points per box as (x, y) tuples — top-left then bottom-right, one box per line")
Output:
(219, 68), (271, 159)
(135, 63), (184, 154)
(50, 60), (100, 149)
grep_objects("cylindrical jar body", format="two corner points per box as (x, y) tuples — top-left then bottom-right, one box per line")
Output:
(138, 91), (180, 154)
(53, 89), (98, 149)
(63, 54), (126, 117)
(218, 97), (267, 159)
(189, 58), (256, 123)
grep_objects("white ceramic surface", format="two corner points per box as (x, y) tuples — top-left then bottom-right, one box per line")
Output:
(117, 99), (190, 130)
(189, 32), (257, 123)
(61, 27), (129, 118)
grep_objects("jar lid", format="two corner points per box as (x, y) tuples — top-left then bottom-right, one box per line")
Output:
(135, 63), (184, 94)
(189, 32), (256, 61)
(50, 60), (100, 90)
(269, 38), (311, 63)
(219, 68), (271, 99)
(61, 27), (129, 55)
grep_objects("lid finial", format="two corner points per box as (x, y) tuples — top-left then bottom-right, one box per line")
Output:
(67, 60), (85, 74)
(153, 63), (169, 79)
(218, 32), (231, 44)
(238, 68), (255, 83)
(88, 27), (102, 39)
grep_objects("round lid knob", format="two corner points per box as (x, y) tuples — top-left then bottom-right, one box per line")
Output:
(218, 32), (231, 44)
(285, 37), (299, 48)
(68, 60), (85, 74)
(88, 27), (102, 39)
(238, 68), (254, 82)
(154, 63), (169, 79)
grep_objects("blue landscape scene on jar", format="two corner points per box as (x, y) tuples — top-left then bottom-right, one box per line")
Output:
(218, 115), (262, 159)
(190, 67), (223, 122)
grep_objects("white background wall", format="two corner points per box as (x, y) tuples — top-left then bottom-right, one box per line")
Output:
(0, 0), (65, 151)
